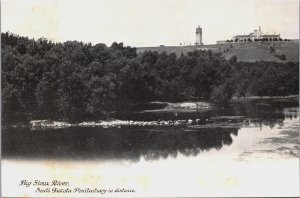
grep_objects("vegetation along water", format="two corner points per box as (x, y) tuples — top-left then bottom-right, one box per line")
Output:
(1, 32), (299, 124)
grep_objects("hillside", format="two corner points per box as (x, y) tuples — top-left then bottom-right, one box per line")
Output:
(137, 41), (299, 62)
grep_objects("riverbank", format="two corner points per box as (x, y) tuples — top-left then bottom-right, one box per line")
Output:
(141, 101), (212, 112)
(232, 95), (299, 101)
(29, 119), (201, 129)
(4, 101), (213, 129)
(3, 97), (298, 129)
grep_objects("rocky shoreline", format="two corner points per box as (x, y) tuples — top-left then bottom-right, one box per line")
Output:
(29, 119), (203, 129)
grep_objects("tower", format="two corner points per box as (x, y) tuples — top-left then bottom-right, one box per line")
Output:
(196, 25), (203, 45)
(258, 26), (262, 38)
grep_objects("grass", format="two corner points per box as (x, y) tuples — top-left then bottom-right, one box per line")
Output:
(137, 41), (299, 63)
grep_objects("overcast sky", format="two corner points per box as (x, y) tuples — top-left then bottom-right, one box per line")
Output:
(1, 0), (299, 47)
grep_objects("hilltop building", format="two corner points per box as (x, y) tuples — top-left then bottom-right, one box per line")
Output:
(195, 26), (203, 45)
(232, 26), (280, 42)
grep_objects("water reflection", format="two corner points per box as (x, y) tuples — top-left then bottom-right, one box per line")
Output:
(116, 98), (297, 128)
(283, 107), (299, 119)
(2, 98), (298, 161)
(2, 99), (298, 198)
(2, 126), (238, 161)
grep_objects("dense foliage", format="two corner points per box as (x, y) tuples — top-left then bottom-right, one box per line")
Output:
(1, 32), (299, 123)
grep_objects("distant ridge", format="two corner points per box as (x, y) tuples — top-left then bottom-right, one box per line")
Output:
(137, 41), (299, 63)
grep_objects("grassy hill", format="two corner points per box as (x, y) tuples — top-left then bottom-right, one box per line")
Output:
(137, 41), (299, 62)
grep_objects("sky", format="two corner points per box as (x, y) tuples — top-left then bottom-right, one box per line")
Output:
(1, 0), (299, 47)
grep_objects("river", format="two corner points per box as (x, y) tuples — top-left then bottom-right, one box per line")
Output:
(2, 97), (299, 197)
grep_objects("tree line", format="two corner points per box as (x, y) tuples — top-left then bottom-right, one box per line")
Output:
(1, 32), (298, 123)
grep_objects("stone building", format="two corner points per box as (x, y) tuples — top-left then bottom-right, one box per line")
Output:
(232, 26), (280, 42)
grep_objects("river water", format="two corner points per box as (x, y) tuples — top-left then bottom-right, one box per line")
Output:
(2, 98), (299, 197)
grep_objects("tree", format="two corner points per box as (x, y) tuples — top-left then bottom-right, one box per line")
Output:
(229, 55), (237, 64)
(1, 32), (299, 124)
(210, 79), (236, 105)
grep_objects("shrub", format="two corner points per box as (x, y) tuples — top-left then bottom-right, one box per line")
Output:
(229, 55), (237, 64)
(275, 54), (287, 60)
(210, 80), (235, 105)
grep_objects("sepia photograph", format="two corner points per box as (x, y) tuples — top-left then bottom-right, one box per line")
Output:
(1, 0), (299, 197)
